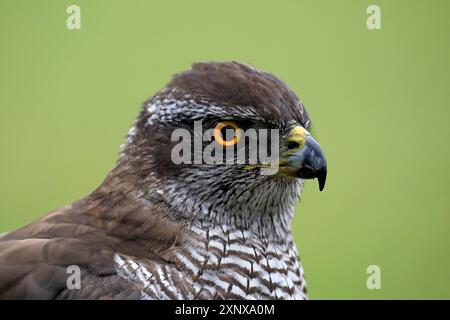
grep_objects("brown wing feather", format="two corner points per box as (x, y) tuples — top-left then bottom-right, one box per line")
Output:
(0, 171), (188, 300)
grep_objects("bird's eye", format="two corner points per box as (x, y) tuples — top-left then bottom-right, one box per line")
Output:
(213, 121), (242, 146)
(287, 141), (300, 150)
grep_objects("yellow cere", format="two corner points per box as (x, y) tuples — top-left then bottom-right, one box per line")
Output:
(288, 126), (310, 149)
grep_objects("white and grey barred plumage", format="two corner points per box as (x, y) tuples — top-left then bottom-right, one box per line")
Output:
(115, 218), (307, 300)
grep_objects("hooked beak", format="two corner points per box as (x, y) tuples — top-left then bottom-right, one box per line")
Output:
(279, 126), (327, 191)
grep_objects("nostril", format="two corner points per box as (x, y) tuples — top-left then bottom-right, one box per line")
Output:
(287, 141), (300, 150)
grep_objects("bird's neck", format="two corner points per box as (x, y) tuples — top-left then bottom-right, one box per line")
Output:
(150, 176), (304, 241)
(99, 162), (303, 242)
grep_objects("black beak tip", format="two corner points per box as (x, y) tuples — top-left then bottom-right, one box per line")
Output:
(317, 169), (327, 192)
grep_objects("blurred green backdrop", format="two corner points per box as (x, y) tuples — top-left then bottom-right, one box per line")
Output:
(1, 0), (449, 299)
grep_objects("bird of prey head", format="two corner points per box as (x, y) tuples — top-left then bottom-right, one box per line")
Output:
(0, 61), (327, 300)
(118, 61), (326, 238)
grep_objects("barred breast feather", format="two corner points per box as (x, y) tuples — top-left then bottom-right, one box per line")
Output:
(114, 224), (307, 300)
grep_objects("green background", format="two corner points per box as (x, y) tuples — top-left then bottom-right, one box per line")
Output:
(1, 0), (449, 299)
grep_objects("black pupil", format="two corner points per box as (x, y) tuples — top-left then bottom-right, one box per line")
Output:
(221, 126), (235, 140)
